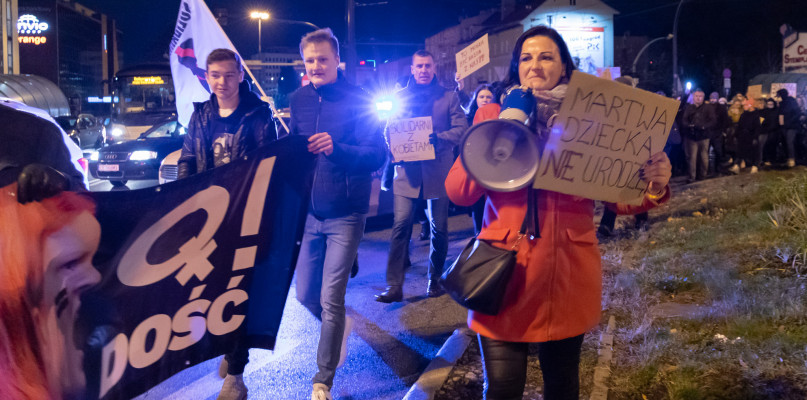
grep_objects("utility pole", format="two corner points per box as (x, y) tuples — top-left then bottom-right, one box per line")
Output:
(671, 0), (686, 97)
(345, 0), (357, 83)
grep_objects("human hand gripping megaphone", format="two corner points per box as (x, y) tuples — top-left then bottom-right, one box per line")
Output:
(460, 86), (545, 192)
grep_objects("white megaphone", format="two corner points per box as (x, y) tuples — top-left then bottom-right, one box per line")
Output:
(460, 87), (539, 192)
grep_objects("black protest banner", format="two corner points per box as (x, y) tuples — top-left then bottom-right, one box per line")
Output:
(533, 71), (680, 204)
(80, 136), (314, 399)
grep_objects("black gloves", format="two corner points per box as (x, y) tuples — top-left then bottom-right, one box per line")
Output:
(429, 132), (439, 147)
(17, 163), (69, 204)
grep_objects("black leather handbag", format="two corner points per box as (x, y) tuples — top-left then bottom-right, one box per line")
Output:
(440, 189), (538, 315)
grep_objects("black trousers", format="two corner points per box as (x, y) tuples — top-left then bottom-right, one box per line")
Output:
(225, 341), (249, 375)
(478, 334), (584, 400)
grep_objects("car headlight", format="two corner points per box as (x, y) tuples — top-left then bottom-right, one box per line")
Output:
(129, 151), (157, 160)
(110, 125), (125, 137)
(89, 151), (99, 161)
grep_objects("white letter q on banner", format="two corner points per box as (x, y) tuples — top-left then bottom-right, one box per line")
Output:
(117, 186), (229, 287)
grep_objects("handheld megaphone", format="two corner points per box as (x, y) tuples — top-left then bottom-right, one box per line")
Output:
(460, 87), (540, 192)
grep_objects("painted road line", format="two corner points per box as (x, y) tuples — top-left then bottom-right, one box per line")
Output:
(403, 327), (474, 400)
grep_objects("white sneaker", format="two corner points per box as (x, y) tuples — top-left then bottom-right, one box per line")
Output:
(312, 383), (333, 400)
(787, 158), (796, 168)
(728, 164), (740, 174)
(750, 166), (758, 174)
(337, 315), (354, 368)
(217, 374), (247, 400)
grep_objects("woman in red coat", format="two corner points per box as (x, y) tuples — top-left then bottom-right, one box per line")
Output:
(445, 26), (672, 400)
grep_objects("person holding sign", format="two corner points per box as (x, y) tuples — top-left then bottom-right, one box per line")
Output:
(289, 28), (386, 400)
(376, 50), (469, 303)
(445, 26), (672, 400)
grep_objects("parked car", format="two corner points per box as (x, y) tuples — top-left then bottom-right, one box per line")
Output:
(89, 119), (184, 186)
(55, 114), (106, 150)
(0, 98), (89, 188)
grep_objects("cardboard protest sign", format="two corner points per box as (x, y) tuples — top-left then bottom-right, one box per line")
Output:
(746, 84), (762, 100)
(456, 34), (490, 80)
(771, 82), (797, 98)
(533, 71), (679, 204)
(387, 116), (436, 162)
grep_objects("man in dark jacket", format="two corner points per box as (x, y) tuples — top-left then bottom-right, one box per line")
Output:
(682, 89), (716, 182)
(778, 88), (801, 168)
(290, 28), (386, 400)
(177, 49), (277, 181)
(375, 50), (469, 303)
(176, 48), (277, 400)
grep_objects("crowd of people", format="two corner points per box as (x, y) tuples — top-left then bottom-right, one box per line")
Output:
(19, 21), (790, 400)
(675, 87), (806, 183)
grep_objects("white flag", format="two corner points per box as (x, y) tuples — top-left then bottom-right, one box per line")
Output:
(169, 0), (242, 127)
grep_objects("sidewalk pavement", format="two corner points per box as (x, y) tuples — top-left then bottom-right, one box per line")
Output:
(135, 213), (476, 400)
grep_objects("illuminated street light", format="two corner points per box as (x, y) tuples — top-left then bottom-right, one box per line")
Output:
(250, 11), (270, 54)
(631, 33), (673, 76)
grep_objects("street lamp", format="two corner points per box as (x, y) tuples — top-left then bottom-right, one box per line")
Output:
(631, 34), (673, 76)
(250, 11), (269, 54)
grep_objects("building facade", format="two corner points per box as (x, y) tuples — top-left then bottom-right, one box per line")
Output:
(1, 0), (19, 74)
(426, 0), (617, 95)
(246, 48), (305, 99)
(18, 0), (120, 114)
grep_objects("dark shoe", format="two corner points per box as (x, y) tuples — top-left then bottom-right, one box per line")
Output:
(350, 258), (359, 278)
(426, 280), (445, 298)
(375, 286), (403, 303)
(418, 222), (430, 241)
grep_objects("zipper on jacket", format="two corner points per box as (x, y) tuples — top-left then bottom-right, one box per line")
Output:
(310, 94), (323, 216)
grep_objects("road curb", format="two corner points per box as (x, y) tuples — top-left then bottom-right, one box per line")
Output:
(402, 326), (475, 400)
(590, 315), (616, 400)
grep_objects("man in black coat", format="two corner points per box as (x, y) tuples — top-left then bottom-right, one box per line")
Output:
(176, 48), (277, 400)
(290, 28), (386, 400)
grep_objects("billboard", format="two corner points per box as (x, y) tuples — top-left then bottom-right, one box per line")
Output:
(783, 32), (807, 71)
(556, 26), (605, 75)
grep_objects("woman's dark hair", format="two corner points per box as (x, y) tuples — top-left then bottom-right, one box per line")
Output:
(466, 84), (499, 121)
(504, 25), (576, 88)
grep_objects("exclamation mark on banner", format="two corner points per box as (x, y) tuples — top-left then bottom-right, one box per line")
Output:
(230, 157), (277, 288)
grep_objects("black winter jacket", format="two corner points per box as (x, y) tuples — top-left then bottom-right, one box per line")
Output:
(178, 81), (277, 179)
(289, 73), (386, 219)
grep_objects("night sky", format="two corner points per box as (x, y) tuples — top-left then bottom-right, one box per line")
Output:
(76, 0), (807, 94)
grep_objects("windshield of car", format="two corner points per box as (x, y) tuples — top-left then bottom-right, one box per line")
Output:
(143, 121), (178, 138)
(56, 117), (77, 131)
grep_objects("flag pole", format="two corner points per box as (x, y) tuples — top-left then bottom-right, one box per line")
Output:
(190, 0), (290, 135)
(241, 62), (290, 134)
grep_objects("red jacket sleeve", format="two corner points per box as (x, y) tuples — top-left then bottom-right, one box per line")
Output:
(445, 156), (485, 207)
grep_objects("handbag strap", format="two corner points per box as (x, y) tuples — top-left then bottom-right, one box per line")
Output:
(512, 188), (540, 250)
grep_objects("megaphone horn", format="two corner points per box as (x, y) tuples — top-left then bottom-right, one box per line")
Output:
(460, 87), (540, 192)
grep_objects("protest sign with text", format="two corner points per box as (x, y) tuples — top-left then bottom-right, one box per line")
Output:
(455, 34), (490, 80)
(533, 71), (680, 204)
(387, 116), (436, 162)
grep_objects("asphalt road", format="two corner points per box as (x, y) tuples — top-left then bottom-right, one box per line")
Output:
(131, 213), (475, 400)
(88, 178), (159, 192)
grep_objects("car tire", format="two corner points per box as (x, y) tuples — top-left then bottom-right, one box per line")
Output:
(110, 180), (128, 187)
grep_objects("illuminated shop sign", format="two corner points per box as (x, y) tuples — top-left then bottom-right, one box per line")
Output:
(131, 76), (166, 85)
(18, 14), (49, 45)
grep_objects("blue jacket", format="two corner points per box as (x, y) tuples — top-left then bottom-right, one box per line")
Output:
(289, 74), (386, 219)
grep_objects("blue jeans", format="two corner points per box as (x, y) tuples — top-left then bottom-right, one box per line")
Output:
(295, 212), (366, 387)
(386, 194), (449, 288)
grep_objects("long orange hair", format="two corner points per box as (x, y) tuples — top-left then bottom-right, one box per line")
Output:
(0, 186), (95, 400)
